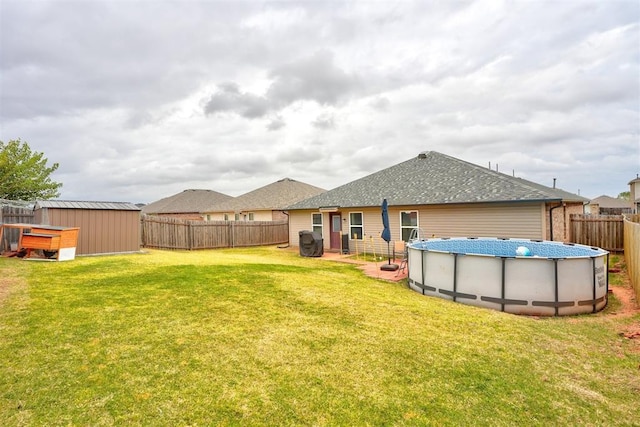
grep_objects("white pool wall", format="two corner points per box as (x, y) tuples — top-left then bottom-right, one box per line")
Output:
(408, 237), (608, 316)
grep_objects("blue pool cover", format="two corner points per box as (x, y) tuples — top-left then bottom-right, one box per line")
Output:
(409, 237), (607, 259)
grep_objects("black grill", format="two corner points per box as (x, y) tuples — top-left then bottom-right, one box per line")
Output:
(299, 230), (323, 257)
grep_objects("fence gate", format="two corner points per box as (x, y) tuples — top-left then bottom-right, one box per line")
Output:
(570, 214), (624, 252)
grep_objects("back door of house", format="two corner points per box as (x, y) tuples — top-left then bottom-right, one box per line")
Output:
(330, 213), (342, 251)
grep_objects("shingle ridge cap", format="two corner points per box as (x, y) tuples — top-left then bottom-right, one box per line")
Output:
(442, 153), (563, 197)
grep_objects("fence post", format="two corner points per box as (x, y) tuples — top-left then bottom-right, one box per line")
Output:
(623, 215), (640, 303)
(140, 215), (145, 247)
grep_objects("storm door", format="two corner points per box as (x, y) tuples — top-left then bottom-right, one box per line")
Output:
(329, 212), (342, 250)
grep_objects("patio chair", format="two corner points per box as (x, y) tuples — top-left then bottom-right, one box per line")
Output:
(393, 240), (408, 276)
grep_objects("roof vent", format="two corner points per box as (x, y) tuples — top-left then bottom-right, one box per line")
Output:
(418, 152), (427, 159)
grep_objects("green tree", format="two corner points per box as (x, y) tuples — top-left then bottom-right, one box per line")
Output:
(0, 139), (62, 200)
(617, 191), (630, 200)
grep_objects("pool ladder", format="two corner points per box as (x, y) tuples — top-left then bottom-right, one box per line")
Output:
(408, 227), (429, 242)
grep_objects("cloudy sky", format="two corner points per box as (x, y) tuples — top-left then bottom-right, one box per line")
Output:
(1, 0), (638, 204)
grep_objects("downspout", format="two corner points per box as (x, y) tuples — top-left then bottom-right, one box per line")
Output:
(562, 203), (566, 241)
(549, 203), (563, 241)
(278, 211), (290, 248)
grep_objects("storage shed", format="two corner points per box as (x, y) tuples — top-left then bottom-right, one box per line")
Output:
(34, 200), (141, 255)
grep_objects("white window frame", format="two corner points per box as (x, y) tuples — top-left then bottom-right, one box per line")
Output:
(312, 213), (323, 235)
(349, 211), (364, 240)
(400, 211), (419, 241)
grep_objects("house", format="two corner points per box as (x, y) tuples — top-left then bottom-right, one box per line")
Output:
(203, 178), (326, 221)
(587, 195), (633, 215)
(34, 200), (141, 255)
(286, 151), (588, 252)
(630, 175), (640, 214)
(141, 189), (233, 220)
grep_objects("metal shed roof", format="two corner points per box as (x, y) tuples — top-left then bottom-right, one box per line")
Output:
(35, 200), (141, 211)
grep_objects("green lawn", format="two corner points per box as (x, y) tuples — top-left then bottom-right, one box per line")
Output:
(0, 247), (638, 426)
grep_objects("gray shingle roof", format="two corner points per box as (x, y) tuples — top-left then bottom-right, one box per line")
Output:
(36, 200), (141, 210)
(286, 151), (587, 210)
(206, 178), (326, 212)
(142, 189), (233, 214)
(589, 195), (633, 209)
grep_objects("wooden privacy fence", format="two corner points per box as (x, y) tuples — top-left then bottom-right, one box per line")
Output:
(0, 205), (34, 224)
(141, 215), (289, 250)
(0, 204), (34, 251)
(569, 214), (624, 252)
(623, 214), (640, 303)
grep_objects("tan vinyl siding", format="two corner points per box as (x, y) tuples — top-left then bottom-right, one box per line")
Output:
(290, 202), (546, 250)
(357, 209), (384, 240)
(289, 210), (327, 246)
(358, 203), (544, 242)
(416, 203), (544, 239)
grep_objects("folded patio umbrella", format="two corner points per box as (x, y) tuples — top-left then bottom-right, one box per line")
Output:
(380, 198), (398, 270)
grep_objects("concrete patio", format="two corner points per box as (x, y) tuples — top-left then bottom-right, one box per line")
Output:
(318, 250), (408, 282)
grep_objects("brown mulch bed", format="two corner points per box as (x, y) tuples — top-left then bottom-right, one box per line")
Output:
(606, 260), (640, 354)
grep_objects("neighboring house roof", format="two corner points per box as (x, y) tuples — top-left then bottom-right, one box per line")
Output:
(36, 200), (141, 210)
(142, 189), (233, 214)
(287, 151), (588, 210)
(207, 178), (326, 213)
(588, 195), (633, 209)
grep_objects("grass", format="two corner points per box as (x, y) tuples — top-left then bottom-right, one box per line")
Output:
(0, 247), (638, 426)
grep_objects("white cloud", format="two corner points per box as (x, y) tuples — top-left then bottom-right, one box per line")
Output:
(0, 0), (637, 203)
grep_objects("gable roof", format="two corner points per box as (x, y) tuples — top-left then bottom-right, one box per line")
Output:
(206, 178), (326, 213)
(287, 151), (587, 210)
(36, 200), (141, 211)
(142, 189), (233, 214)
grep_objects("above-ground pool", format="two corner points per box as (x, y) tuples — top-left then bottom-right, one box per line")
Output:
(407, 237), (609, 316)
